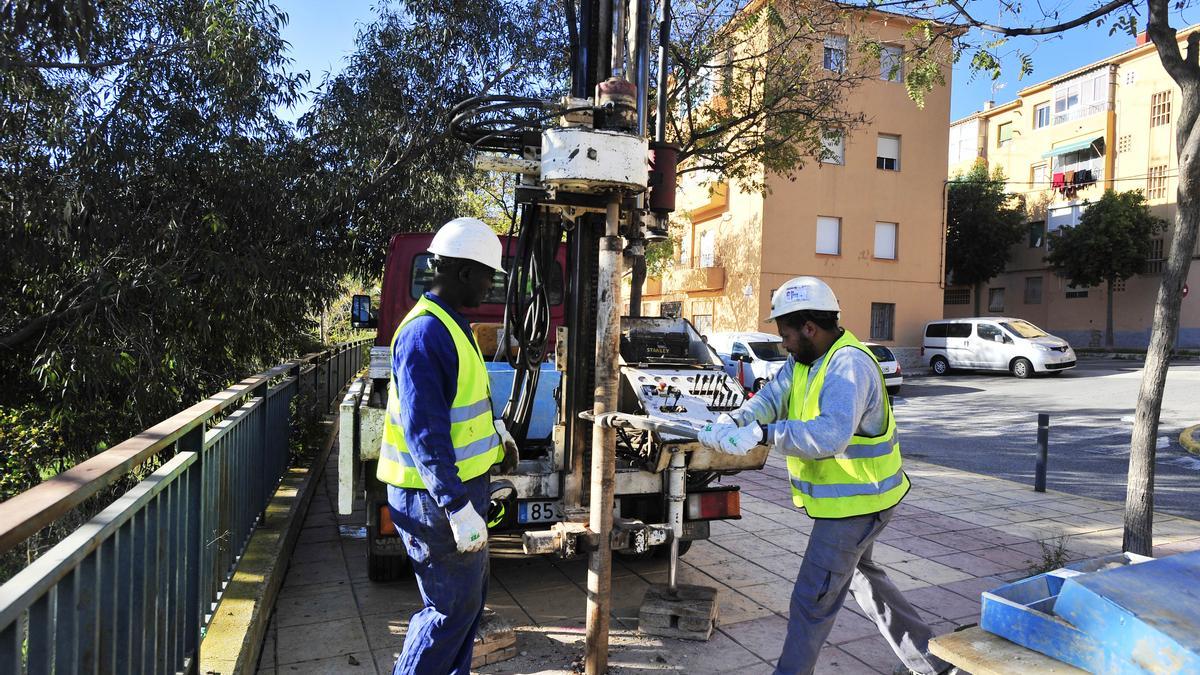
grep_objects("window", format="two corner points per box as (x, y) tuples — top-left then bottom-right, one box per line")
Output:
(698, 230), (716, 268)
(1065, 286), (1089, 299)
(870, 303), (895, 341)
(1151, 91), (1172, 127)
(820, 129), (844, 164)
(944, 288), (971, 305)
(1034, 104), (1051, 129)
(1146, 238), (1165, 274)
(1024, 276), (1043, 304)
(876, 134), (900, 170)
(988, 287), (1005, 312)
(926, 322), (972, 338)
(816, 216), (841, 255)
(1118, 135), (1133, 153)
(1028, 221), (1045, 248)
(1054, 83), (1080, 116)
(824, 35), (847, 72)
(1052, 69), (1109, 124)
(1031, 163), (1048, 188)
(693, 314), (713, 335)
(874, 222), (898, 259)
(731, 342), (750, 359)
(977, 323), (1003, 341)
(997, 122), (1013, 147)
(680, 228), (691, 267)
(880, 44), (903, 82)
(1147, 165), (1168, 200)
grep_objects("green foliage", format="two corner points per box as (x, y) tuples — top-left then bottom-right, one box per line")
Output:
(946, 161), (1027, 287)
(644, 239), (677, 278)
(1046, 190), (1167, 287)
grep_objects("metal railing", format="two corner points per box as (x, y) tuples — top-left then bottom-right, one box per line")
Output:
(0, 339), (370, 674)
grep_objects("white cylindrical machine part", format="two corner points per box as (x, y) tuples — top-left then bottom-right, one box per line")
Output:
(541, 127), (649, 193)
(666, 448), (686, 590)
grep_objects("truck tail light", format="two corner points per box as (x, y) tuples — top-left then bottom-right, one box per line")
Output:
(379, 505), (398, 536)
(896, 363), (902, 374)
(920, 346), (925, 357)
(686, 490), (741, 521)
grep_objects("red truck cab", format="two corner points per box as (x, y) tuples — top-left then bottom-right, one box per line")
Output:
(374, 232), (567, 349)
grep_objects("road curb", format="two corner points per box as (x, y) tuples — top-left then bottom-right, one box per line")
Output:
(1181, 424), (1200, 456)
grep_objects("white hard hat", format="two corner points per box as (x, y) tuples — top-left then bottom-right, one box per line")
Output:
(427, 217), (506, 274)
(767, 276), (840, 322)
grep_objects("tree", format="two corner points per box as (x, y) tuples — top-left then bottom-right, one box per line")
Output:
(1046, 190), (1167, 347)
(946, 161), (1026, 314)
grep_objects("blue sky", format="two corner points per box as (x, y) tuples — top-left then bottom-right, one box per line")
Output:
(276, 1), (1200, 123)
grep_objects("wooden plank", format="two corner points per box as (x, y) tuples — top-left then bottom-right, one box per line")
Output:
(929, 627), (1088, 675)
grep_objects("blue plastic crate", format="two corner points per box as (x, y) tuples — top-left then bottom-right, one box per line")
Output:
(980, 552), (1158, 673)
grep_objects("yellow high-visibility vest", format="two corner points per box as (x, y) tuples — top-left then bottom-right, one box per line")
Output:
(376, 296), (501, 488)
(785, 329), (909, 518)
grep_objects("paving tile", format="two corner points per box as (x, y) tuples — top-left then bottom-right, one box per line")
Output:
(276, 616), (370, 665)
(938, 575), (1009, 603)
(719, 613), (789, 661)
(740, 578), (795, 615)
(283, 559), (352, 589)
(900, 585), (981, 621)
(359, 610), (410, 651)
(930, 552), (1014, 577)
(919, 531), (995, 552)
(840, 634), (904, 673)
(275, 585), (363, 628)
(880, 536), (958, 559)
(971, 546), (1039, 570)
(885, 559), (972, 586)
(297, 525), (342, 545)
(510, 581), (587, 626)
(716, 582), (775, 625)
(814, 644), (879, 674)
(351, 580), (425, 617)
(290, 541), (346, 566)
(695, 560), (788, 588)
(273, 651), (375, 674)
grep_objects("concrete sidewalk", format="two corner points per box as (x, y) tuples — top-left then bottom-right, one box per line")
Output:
(256, 451), (1200, 674)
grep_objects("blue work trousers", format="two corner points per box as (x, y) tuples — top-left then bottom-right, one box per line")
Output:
(775, 507), (948, 675)
(387, 476), (489, 675)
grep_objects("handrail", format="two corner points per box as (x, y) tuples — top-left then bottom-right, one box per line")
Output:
(0, 339), (371, 556)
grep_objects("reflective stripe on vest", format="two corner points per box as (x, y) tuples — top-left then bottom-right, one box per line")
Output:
(785, 329), (909, 518)
(376, 296), (502, 489)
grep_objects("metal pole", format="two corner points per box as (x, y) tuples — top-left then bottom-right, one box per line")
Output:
(585, 197), (623, 675)
(1035, 413), (1050, 492)
(654, 0), (671, 143)
(666, 448), (686, 591)
(611, 0), (626, 79)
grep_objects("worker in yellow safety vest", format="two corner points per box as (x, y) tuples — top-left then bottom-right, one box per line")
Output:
(697, 276), (952, 675)
(376, 217), (518, 674)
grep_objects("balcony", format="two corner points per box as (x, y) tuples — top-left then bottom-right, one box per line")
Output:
(667, 257), (725, 292)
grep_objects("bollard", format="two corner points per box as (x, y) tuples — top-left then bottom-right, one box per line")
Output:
(1035, 413), (1049, 492)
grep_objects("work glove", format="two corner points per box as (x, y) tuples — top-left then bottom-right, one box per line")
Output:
(493, 419), (519, 474)
(697, 422), (764, 456)
(715, 412), (739, 426)
(447, 503), (488, 553)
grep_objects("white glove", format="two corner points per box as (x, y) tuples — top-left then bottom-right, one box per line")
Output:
(447, 503), (488, 553)
(697, 422), (764, 456)
(493, 419), (519, 474)
(716, 412), (738, 426)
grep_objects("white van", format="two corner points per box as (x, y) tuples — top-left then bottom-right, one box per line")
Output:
(706, 331), (790, 391)
(922, 318), (1076, 378)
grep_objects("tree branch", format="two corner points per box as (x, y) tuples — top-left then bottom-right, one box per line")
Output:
(940, 0), (1134, 36)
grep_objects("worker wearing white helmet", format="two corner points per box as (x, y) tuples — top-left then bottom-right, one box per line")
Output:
(698, 276), (949, 675)
(377, 217), (519, 674)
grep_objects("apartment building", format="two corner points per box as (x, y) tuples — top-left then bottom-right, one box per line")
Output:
(945, 30), (1200, 349)
(637, 9), (953, 364)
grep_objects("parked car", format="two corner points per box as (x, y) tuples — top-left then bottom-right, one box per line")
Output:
(922, 318), (1076, 378)
(864, 342), (903, 396)
(707, 331), (790, 391)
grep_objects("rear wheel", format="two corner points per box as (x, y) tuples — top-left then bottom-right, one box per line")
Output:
(930, 357), (949, 376)
(1011, 357), (1034, 379)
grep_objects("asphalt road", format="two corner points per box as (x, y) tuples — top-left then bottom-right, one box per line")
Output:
(891, 358), (1200, 520)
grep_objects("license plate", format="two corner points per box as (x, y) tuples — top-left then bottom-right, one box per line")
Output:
(518, 500), (563, 524)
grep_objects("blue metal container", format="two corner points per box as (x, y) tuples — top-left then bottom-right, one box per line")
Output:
(486, 361), (561, 441)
